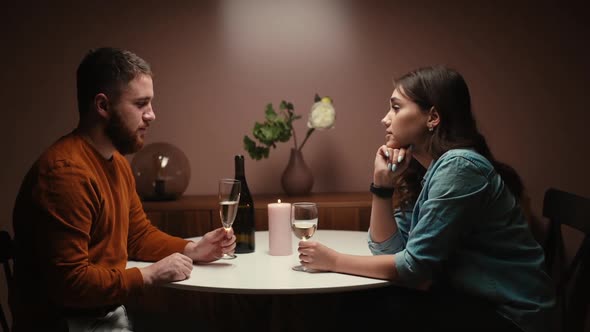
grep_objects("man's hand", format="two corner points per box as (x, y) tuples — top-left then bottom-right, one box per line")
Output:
(184, 227), (236, 263)
(139, 252), (193, 286)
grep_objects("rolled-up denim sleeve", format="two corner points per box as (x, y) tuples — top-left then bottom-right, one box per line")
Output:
(368, 208), (412, 255)
(394, 156), (489, 285)
(368, 230), (404, 255)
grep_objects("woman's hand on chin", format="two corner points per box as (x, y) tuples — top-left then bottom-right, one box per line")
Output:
(373, 145), (413, 187)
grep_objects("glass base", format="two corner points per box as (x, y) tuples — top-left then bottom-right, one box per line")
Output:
(221, 253), (237, 260)
(292, 264), (307, 272)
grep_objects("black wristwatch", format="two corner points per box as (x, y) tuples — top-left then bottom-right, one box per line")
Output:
(370, 182), (395, 198)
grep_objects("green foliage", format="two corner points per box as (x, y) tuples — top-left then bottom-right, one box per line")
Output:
(244, 101), (301, 160)
(244, 93), (332, 160)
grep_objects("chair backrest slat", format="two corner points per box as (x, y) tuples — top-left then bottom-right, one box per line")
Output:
(543, 188), (590, 233)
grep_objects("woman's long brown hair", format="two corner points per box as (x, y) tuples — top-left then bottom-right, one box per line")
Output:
(394, 65), (524, 201)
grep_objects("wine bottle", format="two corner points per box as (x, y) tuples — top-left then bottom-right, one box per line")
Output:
(233, 155), (255, 253)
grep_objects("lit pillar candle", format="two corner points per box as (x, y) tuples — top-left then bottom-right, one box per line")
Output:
(268, 199), (292, 256)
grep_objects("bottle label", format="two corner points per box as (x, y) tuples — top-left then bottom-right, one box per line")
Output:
(235, 232), (255, 253)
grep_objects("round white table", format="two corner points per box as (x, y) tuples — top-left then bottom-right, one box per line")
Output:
(127, 230), (390, 294)
(126, 230), (397, 331)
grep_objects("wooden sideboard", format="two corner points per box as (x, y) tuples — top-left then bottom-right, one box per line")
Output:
(141, 192), (373, 238)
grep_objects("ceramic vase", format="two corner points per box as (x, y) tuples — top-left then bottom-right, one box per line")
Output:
(281, 148), (313, 196)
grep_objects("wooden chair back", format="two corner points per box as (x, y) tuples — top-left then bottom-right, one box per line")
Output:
(543, 188), (590, 332)
(0, 231), (14, 332)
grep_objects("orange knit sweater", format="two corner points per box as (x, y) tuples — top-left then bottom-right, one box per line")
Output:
(11, 131), (189, 329)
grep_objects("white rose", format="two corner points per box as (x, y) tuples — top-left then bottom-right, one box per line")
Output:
(307, 97), (336, 129)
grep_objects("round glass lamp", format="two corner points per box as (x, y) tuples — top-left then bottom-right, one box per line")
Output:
(131, 142), (190, 201)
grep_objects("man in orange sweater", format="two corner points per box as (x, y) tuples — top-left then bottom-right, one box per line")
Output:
(11, 47), (236, 331)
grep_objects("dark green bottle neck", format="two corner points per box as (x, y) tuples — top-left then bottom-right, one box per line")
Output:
(234, 156), (246, 179)
(234, 155), (251, 199)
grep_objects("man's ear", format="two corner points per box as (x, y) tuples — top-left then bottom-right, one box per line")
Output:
(94, 93), (110, 120)
(427, 106), (440, 129)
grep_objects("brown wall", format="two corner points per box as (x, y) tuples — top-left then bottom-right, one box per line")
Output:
(1, 0), (589, 325)
(1, 2), (589, 237)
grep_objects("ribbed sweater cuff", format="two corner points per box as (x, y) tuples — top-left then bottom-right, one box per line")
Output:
(125, 267), (146, 295)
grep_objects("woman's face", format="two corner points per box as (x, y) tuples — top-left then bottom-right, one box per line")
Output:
(381, 87), (429, 149)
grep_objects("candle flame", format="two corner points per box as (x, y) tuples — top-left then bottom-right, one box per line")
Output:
(278, 199), (281, 203)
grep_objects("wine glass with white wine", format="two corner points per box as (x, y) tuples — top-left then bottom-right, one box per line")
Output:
(291, 202), (318, 272)
(218, 178), (241, 259)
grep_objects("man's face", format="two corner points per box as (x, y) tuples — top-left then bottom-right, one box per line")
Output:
(105, 74), (155, 155)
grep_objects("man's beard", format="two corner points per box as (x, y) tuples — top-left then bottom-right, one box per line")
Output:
(105, 109), (144, 155)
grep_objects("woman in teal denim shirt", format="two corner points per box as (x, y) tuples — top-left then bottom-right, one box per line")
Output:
(297, 66), (555, 332)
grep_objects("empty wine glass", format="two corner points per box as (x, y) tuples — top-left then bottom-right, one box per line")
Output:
(291, 202), (318, 272)
(218, 178), (241, 259)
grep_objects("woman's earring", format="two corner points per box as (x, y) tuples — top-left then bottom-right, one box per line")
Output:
(428, 126), (434, 132)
